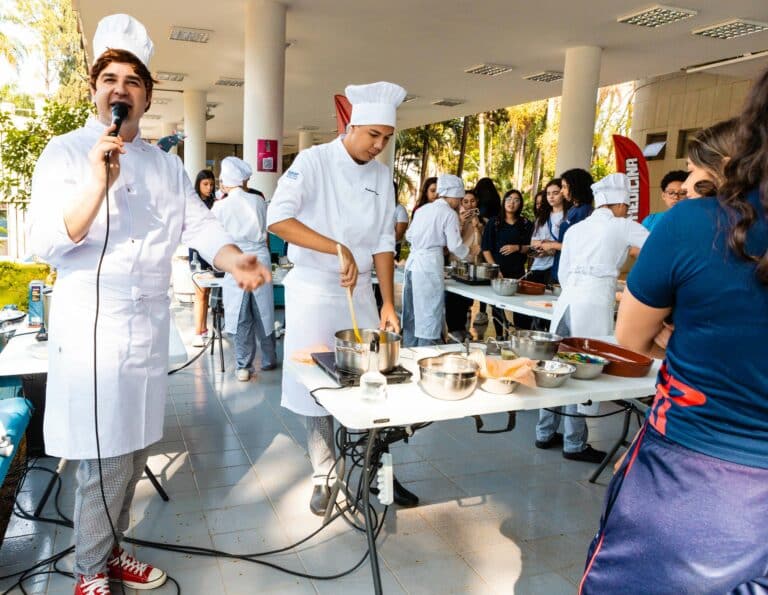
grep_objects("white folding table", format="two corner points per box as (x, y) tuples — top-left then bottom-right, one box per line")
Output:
(287, 344), (659, 594)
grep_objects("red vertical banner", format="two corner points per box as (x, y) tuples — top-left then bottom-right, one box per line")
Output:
(613, 134), (650, 222)
(334, 94), (352, 135)
(257, 139), (278, 172)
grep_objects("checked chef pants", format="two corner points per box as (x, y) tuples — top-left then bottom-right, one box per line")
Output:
(72, 446), (150, 577)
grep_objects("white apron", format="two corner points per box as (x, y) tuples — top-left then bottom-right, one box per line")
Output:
(221, 241), (274, 336)
(282, 267), (379, 416)
(404, 247), (444, 339)
(550, 273), (616, 337)
(44, 276), (170, 459)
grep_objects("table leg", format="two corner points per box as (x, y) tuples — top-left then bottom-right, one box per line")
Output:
(589, 401), (632, 483)
(362, 428), (383, 595)
(323, 426), (347, 526)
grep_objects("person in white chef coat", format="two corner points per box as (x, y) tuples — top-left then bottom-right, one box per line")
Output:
(27, 14), (271, 595)
(535, 173), (649, 463)
(212, 157), (277, 381)
(401, 174), (469, 346)
(268, 81), (418, 515)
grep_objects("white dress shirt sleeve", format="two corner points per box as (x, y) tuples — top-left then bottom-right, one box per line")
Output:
(374, 181), (396, 255)
(28, 137), (86, 264)
(626, 219), (650, 249)
(267, 151), (312, 227)
(445, 208), (469, 260)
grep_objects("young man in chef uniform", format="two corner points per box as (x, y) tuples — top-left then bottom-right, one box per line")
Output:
(268, 81), (420, 514)
(27, 14), (271, 594)
(535, 173), (649, 463)
(213, 156), (277, 381)
(401, 174), (469, 347)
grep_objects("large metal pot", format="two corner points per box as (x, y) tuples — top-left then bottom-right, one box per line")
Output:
(475, 263), (500, 280)
(507, 330), (563, 360)
(334, 329), (400, 374)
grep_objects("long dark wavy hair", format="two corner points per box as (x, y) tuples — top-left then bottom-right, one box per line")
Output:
(412, 176), (437, 217)
(495, 189), (524, 230)
(560, 168), (594, 207)
(688, 118), (738, 198)
(718, 70), (768, 285)
(535, 178), (566, 229)
(474, 177), (502, 220)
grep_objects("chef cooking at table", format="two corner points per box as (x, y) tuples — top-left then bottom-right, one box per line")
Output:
(267, 81), (419, 515)
(535, 172), (649, 464)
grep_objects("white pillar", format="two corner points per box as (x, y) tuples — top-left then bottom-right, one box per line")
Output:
(298, 129), (314, 152)
(243, 0), (286, 198)
(183, 90), (207, 178)
(555, 46), (602, 174)
(161, 120), (178, 155)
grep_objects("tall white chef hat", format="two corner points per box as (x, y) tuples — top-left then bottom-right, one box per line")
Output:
(437, 174), (466, 199)
(345, 81), (407, 128)
(220, 157), (250, 187)
(92, 14), (154, 67)
(593, 173), (631, 207)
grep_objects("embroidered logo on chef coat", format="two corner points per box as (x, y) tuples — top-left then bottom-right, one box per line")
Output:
(364, 187), (379, 196)
(286, 170), (300, 180)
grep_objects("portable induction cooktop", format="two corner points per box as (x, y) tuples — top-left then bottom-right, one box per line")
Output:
(311, 352), (413, 387)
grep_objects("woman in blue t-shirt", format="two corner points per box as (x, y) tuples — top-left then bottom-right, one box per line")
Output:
(580, 71), (768, 594)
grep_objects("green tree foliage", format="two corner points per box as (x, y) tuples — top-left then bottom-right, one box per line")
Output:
(0, 99), (91, 206)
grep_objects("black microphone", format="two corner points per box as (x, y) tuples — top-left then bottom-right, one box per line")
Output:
(105, 102), (129, 160)
(109, 102), (129, 136)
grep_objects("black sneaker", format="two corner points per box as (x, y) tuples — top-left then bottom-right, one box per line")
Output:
(534, 432), (564, 450)
(563, 445), (607, 464)
(393, 477), (419, 507)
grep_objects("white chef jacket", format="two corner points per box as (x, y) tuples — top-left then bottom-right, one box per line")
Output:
(551, 207), (648, 337)
(267, 135), (395, 416)
(27, 117), (232, 459)
(403, 200), (468, 339)
(405, 199), (468, 259)
(211, 187), (274, 335)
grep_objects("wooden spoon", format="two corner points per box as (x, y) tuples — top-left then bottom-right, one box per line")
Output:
(336, 244), (363, 344)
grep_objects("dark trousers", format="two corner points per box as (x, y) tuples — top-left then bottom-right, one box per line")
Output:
(445, 292), (473, 333)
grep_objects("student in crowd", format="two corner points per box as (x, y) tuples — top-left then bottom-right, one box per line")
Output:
(551, 168), (594, 282)
(529, 178), (567, 285)
(411, 176), (437, 218)
(580, 69), (768, 593)
(642, 170), (688, 233)
(445, 188), (485, 341)
(682, 118), (738, 199)
(537, 173), (648, 464)
(189, 169), (217, 346)
(402, 174), (469, 346)
(481, 189), (533, 336)
(393, 182), (409, 260)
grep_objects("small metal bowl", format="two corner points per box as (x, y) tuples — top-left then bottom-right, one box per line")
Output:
(417, 354), (478, 400)
(556, 352), (609, 380)
(508, 330), (563, 360)
(533, 360), (576, 388)
(479, 376), (519, 394)
(491, 277), (518, 296)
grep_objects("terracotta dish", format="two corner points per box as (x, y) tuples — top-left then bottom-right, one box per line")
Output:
(558, 337), (653, 377)
(517, 280), (546, 295)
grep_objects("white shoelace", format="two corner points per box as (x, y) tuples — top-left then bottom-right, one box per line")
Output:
(80, 575), (110, 595)
(110, 550), (148, 575)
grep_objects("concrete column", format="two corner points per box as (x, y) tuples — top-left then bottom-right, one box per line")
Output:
(183, 90), (207, 178)
(161, 120), (178, 155)
(298, 129), (314, 152)
(243, 0), (286, 198)
(555, 46), (602, 174)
